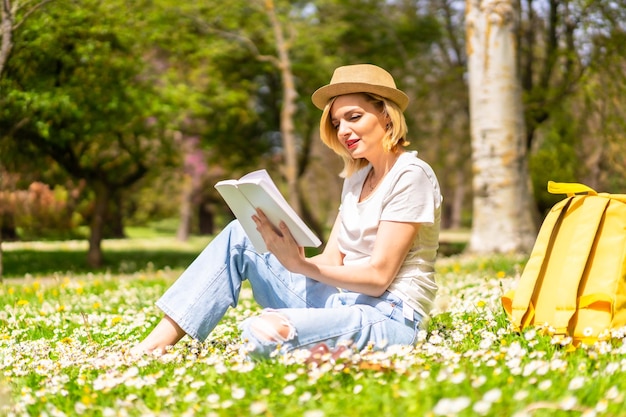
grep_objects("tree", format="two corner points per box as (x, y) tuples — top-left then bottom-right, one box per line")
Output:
(420, 0), (473, 229)
(0, 0), (53, 77)
(463, 0), (626, 252)
(0, 169), (14, 281)
(520, 0), (626, 196)
(263, 0), (301, 214)
(176, 0), (304, 214)
(0, 0), (175, 266)
(142, 1), (448, 241)
(0, 0), (54, 277)
(129, 0), (277, 239)
(465, 0), (537, 253)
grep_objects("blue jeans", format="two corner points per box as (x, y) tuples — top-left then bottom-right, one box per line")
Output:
(156, 221), (422, 358)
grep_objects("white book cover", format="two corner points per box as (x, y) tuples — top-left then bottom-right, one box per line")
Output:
(214, 169), (322, 253)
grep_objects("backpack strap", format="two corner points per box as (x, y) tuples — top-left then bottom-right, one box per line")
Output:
(549, 180), (626, 203)
(506, 197), (571, 329)
(506, 182), (603, 330)
(578, 293), (613, 314)
(547, 181), (597, 197)
(552, 194), (609, 333)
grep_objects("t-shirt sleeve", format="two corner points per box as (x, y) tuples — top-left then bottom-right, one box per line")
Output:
(380, 165), (441, 224)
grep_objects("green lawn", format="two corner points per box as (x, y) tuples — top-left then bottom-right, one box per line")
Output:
(0, 238), (625, 416)
(1, 235), (210, 279)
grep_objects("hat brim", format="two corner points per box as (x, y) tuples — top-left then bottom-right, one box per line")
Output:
(311, 82), (409, 111)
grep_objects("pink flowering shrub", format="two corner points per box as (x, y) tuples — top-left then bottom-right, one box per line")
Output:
(2, 182), (85, 239)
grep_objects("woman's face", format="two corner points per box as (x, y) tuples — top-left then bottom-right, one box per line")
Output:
(330, 93), (388, 161)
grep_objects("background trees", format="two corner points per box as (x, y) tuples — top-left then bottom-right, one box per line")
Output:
(520, 0), (626, 212)
(1, 0), (626, 270)
(1, 0), (176, 266)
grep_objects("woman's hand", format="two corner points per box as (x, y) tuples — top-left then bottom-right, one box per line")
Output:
(252, 208), (307, 272)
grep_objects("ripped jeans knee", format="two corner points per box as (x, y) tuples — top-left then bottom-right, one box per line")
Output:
(239, 309), (297, 358)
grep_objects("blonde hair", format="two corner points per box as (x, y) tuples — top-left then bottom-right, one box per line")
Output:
(319, 93), (409, 177)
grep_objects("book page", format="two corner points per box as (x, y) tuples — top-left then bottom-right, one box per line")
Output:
(238, 170), (285, 203)
(213, 183), (269, 252)
(237, 181), (321, 248)
(215, 170), (321, 253)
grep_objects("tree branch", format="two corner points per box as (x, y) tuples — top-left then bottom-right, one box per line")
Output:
(181, 10), (280, 67)
(1, 116), (29, 140)
(12, 0), (54, 31)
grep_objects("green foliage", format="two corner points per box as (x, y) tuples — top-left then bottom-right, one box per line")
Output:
(0, 0), (187, 258)
(529, 111), (581, 215)
(1, 0), (450, 243)
(140, 0), (279, 169)
(122, 170), (187, 227)
(314, 0), (441, 67)
(0, 0), (176, 191)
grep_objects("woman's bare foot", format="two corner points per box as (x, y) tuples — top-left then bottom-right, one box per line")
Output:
(130, 315), (187, 356)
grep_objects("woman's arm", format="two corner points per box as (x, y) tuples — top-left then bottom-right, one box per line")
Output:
(301, 220), (419, 296)
(308, 214), (344, 266)
(254, 209), (419, 297)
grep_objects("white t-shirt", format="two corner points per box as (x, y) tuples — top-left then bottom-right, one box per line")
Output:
(338, 151), (442, 319)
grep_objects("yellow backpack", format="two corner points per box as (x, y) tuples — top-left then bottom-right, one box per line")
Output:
(502, 181), (626, 345)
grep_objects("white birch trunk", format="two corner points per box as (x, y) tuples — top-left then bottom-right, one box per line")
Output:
(465, 0), (536, 253)
(0, 0), (14, 77)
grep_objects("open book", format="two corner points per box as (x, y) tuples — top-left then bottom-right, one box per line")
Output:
(214, 169), (322, 253)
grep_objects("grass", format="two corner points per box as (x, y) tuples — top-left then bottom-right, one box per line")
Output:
(1, 234), (210, 279)
(1, 237), (625, 416)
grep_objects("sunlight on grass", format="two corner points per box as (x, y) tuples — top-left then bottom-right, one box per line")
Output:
(2, 236), (212, 279)
(0, 253), (625, 416)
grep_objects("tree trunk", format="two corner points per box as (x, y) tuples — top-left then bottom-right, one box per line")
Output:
(87, 182), (109, 267)
(0, 0), (14, 77)
(450, 169), (466, 230)
(0, 213), (17, 240)
(107, 192), (126, 238)
(0, 214), (13, 283)
(265, 0), (301, 215)
(177, 174), (193, 242)
(465, 0), (537, 254)
(198, 198), (215, 235)
(0, 227), (3, 282)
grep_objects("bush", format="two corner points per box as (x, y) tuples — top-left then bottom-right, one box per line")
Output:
(7, 182), (86, 240)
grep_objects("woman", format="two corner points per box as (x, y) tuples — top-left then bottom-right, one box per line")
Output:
(133, 64), (442, 358)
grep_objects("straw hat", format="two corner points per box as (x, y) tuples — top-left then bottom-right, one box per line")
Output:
(311, 64), (409, 111)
